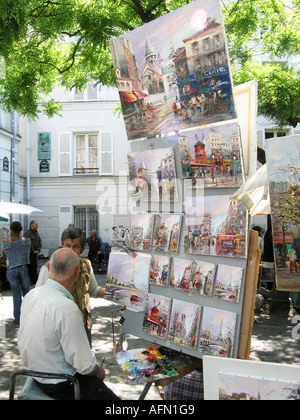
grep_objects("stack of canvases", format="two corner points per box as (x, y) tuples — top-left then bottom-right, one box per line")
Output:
(107, 0), (249, 361)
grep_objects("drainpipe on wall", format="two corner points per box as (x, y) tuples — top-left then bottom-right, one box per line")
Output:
(10, 111), (17, 201)
(26, 120), (31, 206)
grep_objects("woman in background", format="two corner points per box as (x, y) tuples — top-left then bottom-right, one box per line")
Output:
(2, 221), (31, 324)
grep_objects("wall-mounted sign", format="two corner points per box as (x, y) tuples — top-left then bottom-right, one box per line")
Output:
(39, 159), (50, 173)
(38, 132), (51, 160)
(3, 157), (9, 172)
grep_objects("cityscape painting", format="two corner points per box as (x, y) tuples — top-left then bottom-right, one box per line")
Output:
(214, 264), (244, 303)
(129, 213), (154, 251)
(109, 0), (236, 141)
(128, 148), (178, 202)
(168, 298), (201, 350)
(184, 195), (248, 258)
(178, 122), (244, 188)
(143, 293), (171, 340)
(149, 255), (171, 287)
(265, 136), (300, 291)
(153, 213), (182, 254)
(189, 260), (217, 297)
(105, 252), (151, 312)
(169, 258), (193, 292)
(199, 306), (237, 357)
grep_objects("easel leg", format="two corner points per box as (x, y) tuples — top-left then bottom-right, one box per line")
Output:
(138, 382), (152, 400)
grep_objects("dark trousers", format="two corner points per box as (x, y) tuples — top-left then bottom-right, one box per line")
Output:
(88, 251), (103, 267)
(28, 252), (38, 284)
(35, 373), (120, 400)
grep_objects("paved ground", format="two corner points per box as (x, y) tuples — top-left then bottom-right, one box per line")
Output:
(1, 262), (300, 400)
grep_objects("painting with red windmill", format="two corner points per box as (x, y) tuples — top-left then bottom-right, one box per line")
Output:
(143, 293), (171, 340)
(178, 122), (244, 188)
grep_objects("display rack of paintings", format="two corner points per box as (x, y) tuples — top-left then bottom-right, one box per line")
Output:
(189, 260), (217, 297)
(169, 299), (201, 350)
(184, 194), (247, 258)
(152, 213), (182, 254)
(169, 257), (192, 292)
(199, 307), (237, 357)
(109, 0), (236, 141)
(149, 255), (171, 287)
(214, 264), (244, 303)
(143, 293), (171, 340)
(178, 122), (243, 189)
(105, 252), (151, 312)
(128, 148), (179, 203)
(129, 213), (154, 251)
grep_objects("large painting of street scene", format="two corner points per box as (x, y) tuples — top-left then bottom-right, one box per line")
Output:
(128, 148), (178, 202)
(265, 136), (300, 291)
(109, 0), (236, 141)
(178, 122), (244, 188)
(184, 195), (248, 258)
(105, 252), (151, 312)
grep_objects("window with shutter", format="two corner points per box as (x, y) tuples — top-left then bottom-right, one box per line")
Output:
(100, 132), (113, 175)
(59, 132), (71, 176)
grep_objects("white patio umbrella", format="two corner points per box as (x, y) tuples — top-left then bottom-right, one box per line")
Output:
(0, 201), (44, 216)
(231, 164), (271, 216)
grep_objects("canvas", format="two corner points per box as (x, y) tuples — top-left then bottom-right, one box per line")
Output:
(168, 298), (201, 349)
(189, 260), (217, 297)
(129, 213), (154, 251)
(109, 0), (236, 141)
(214, 264), (244, 303)
(105, 252), (151, 312)
(143, 293), (171, 339)
(149, 254), (171, 287)
(169, 257), (193, 292)
(199, 306), (237, 357)
(178, 122), (243, 188)
(153, 213), (182, 254)
(265, 135), (300, 291)
(218, 372), (300, 400)
(128, 148), (178, 202)
(184, 194), (247, 258)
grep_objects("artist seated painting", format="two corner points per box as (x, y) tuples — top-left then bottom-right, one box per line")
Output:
(18, 248), (120, 400)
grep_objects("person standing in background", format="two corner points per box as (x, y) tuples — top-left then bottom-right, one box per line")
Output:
(87, 229), (104, 271)
(2, 221), (31, 324)
(24, 220), (42, 284)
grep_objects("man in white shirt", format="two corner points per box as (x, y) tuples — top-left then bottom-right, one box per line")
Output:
(18, 247), (119, 400)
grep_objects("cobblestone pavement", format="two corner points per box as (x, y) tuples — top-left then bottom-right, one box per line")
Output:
(1, 267), (300, 400)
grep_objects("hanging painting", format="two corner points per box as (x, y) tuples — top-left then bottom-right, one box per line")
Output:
(265, 135), (300, 292)
(178, 122), (243, 188)
(128, 148), (178, 202)
(189, 260), (217, 297)
(105, 252), (151, 312)
(214, 264), (244, 303)
(129, 213), (154, 251)
(184, 194), (247, 258)
(109, 0), (236, 141)
(199, 306), (237, 357)
(143, 293), (171, 339)
(149, 255), (171, 287)
(168, 298), (201, 349)
(153, 213), (182, 254)
(169, 257), (193, 292)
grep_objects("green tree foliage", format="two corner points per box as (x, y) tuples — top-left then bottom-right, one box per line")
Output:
(0, 0), (299, 127)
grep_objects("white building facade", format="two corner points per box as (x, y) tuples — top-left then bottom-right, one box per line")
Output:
(19, 84), (131, 252)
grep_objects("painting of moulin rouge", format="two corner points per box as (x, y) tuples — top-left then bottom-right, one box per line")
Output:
(184, 195), (247, 258)
(265, 136), (300, 291)
(109, 0), (236, 141)
(143, 293), (171, 340)
(178, 122), (244, 188)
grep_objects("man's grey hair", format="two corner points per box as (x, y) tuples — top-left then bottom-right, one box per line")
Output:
(61, 226), (86, 253)
(50, 248), (80, 278)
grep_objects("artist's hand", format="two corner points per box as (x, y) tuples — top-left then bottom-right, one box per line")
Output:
(96, 365), (106, 381)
